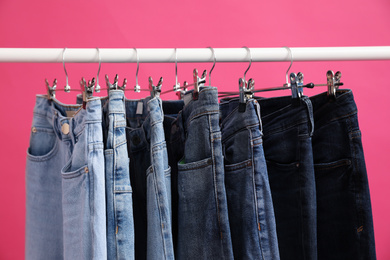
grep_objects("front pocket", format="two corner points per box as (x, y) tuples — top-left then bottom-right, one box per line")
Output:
(27, 126), (59, 161)
(61, 160), (89, 180)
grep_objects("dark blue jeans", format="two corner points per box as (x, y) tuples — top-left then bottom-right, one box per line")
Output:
(126, 97), (174, 260)
(220, 98), (280, 260)
(310, 90), (376, 260)
(169, 87), (234, 260)
(257, 96), (317, 260)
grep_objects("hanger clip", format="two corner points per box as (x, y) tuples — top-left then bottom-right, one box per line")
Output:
(80, 77), (95, 109)
(238, 77), (254, 112)
(326, 70), (342, 99)
(149, 76), (163, 98)
(45, 78), (57, 100)
(193, 69), (207, 100)
(297, 72), (304, 97)
(105, 74), (127, 95)
(176, 81), (188, 100)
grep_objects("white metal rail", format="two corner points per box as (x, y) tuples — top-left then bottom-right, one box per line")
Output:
(0, 47), (390, 63)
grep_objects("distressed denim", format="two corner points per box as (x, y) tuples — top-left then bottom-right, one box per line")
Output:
(220, 98), (280, 260)
(257, 95), (317, 260)
(60, 97), (107, 260)
(126, 97), (174, 260)
(104, 90), (134, 260)
(26, 95), (82, 260)
(169, 87), (234, 260)
(310, 90), (376, 260)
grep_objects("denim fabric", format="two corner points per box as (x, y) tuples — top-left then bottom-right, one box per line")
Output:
(220, 98), (280, 260)
(61, 97), (107, 260)
(26, 95), (82, 260)
(104, 91), (134, 260)
(162, 99), (185, 255)
(170, 87), (234, 260)
(126, 97), (174, 260)
(310, 90), (376, 260)
(257, 95), (317, 260)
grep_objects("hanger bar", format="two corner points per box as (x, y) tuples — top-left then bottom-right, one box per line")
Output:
(1, 47), (390, 63)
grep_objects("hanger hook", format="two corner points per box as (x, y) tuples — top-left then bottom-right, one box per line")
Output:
(134, 48), (140, 92)
(208, 47), (216, 86)
(173, 48), (181, 91)
(63, 48), (71, 92)
(95, 48), (101, 92)
(175, 48), (178, 87)
(284, 46), (293, 87)
(243, 46), (252, 84)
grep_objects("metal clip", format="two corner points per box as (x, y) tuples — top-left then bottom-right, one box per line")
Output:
(149, 76), (163, 98)
(238, 77), (255, 112)
(176, 81), (188, 100)
(105, 74), (127, 95)
(327, 70), (336, 98)
(193, 69), (207, 100)
(80, 77), (95, 109)
(297, 72), (304, 97)
(45, 78), (57, 100)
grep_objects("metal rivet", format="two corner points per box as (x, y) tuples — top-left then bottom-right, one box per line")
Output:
(84, 167), (89, 173)
(61, 123), (70, 135)
(31, 127), (37, 133)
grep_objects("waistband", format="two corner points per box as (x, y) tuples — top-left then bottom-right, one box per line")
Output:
(254, 95), (314, 136)
(180, 87), (220, 130)
(220, 98), (262, 141)
(33, 95), (102, 142)
(125, 96), (164, 153)
(310, 89), (358, 128)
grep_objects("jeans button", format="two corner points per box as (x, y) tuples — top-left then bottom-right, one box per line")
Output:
(61, 123), (70, 135)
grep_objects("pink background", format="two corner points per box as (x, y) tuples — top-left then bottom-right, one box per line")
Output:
(0, 0), (389, 259)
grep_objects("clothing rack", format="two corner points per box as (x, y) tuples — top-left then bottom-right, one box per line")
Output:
(0, 46), (390, 63)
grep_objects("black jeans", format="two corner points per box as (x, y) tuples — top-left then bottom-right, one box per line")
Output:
(311, 90), (376, 260)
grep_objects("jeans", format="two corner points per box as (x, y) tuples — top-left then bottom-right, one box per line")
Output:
(26, 95), (82, 260)
(126, 97), (174, 260)
(61, 97), (107, 260)
(310, 90), (376, 260)
(257, 95), (317, 260)
(104, 90), (134, 259)
(170, 87), (234, 260)
(220, 98), (280, 260)
(162, 99), (185, 253)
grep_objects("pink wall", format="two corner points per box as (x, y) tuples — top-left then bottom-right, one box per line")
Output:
(1, 0), (389, 259)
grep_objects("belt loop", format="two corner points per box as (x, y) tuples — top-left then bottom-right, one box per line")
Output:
(302, 96), (315, 137)
(254, 99), (263, 134)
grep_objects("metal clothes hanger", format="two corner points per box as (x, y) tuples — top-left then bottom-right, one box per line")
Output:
(237, 46), (255, 112)
(160, 48), (206, 98)
(134, 48), (141, 93)
(208, 46), (216, 86)
(95, 48), (101, 93)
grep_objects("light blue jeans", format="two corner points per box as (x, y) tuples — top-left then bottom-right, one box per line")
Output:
(104, 90), (134, 259)
(26, 95), (81, 260)
(61, 97), (107, 260)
